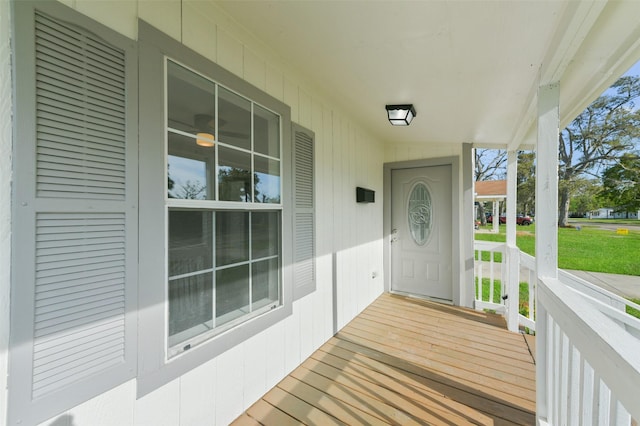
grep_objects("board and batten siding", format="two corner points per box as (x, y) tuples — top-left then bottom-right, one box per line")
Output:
(2, 1), (386, 425)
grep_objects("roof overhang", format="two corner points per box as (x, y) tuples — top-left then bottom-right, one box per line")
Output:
(214, 0), (640, 150)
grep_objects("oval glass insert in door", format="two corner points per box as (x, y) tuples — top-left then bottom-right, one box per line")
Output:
(408, 183), (432, 245)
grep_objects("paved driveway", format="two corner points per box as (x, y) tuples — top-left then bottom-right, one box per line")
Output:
(568, 220), (640, 232)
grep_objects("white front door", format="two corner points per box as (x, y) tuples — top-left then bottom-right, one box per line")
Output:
(391, 165), (453, 301)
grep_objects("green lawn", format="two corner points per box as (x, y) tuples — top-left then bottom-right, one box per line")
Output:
(475, 223), (640, 276)
(628, 299), (640, 318)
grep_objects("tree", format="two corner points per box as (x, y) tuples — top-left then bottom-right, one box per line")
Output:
(599, 153), (640, 216)
(516, 151), (535, 215)
(569, 179), (600, 217)
(168, 165), (176, 198)
(558, 75), (640, 226)
(179, 180), (206, 199)
(218, 167), (260, 202)
(475, 149), (506, 225)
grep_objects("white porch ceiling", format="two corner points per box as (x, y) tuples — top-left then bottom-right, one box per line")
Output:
(216, 0), (640, 149)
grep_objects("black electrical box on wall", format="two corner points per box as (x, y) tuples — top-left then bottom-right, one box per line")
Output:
(356, 187), (375, 203)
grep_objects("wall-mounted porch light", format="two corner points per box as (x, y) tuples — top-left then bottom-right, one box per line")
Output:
(385, 104), (416, 126)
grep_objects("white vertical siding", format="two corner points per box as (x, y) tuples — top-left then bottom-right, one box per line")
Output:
(134, 379), (180, 426)
(243, 48), (266, 91)
(242, 331), (268, 410)
(138, 0), (181, 42)
(182, 3), (217, 61)
(57, 381), (136, 426)
(0, 0), (12, 423)
(216, 27), (243, 77)
(28, 0), (386, 424)
(265, 63), (285, 101)
(76, 0), (137, 39)
(214, 344), (244, 425)
(179, 360), (216, 426)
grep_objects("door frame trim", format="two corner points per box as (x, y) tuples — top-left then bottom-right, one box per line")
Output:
(383, 157), (461, 305)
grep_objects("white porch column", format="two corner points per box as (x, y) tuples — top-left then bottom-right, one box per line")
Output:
(492, 200), (499, 233)
(505, 150), (519, 332)
(535, 82), (560, 425)
(462, 143), (475, 308)
(0, 0), (12, 422)
(506, 151), (517, 246)
(535, 83), (560, 279)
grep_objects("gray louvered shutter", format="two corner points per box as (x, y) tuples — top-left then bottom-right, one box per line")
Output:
(292, 124), (316, 300)
(10, 4), (137, 425)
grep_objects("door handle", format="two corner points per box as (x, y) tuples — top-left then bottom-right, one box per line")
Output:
(391, 228), (398, 243)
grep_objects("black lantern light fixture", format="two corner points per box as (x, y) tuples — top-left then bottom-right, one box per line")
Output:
(385, 104), (416, 126)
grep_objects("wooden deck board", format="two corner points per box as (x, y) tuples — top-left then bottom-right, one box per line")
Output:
(233, 293), (536, 425)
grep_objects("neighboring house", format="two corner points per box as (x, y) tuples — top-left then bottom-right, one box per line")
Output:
(588, 207), (615, 219)
(1, 1), (640, 425)
(613, 210), (640, 219)
(474, 180), (506, 232)
(588, 208), (640, 219)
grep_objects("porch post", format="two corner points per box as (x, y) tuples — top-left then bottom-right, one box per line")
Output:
(535, 82), (560, 425)
(462, 143), (475, 308)
(505, 150), (519, 332)
(492, 200), (499, 233)
(535, 84), (559, 278)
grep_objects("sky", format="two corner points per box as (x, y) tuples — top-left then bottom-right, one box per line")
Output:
(624, 61), (640, 77)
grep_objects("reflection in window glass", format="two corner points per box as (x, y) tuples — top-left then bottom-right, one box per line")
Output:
(167, 61), (215, 136)
(252, 258), (279, 310)
(254, 104), (280, 158)
(254, 156), (280, 204)
(216, 265), (250, 325)
(252, 211), (280, 259)
(167, 132), (215, 200)
(169, 210), (213, 276)
(168, 273), (213, 346)
(218, 146), (252, 202)
(168, 210), (214, 347)
(218, 87), (251, 150)
(216, 211), (249, 266)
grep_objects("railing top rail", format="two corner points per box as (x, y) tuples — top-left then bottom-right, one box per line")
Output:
(558, 269), (640, 314)
(473, 240), (506, 253)
(519, 251), (536, 270)
(538, 277), (640, 421)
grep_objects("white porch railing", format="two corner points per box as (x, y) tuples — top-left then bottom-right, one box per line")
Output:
(537, 278), (640, 425)
(474, 240), (640, 425)
(474, 240), (536, 332)
(474, 240), (507, 314)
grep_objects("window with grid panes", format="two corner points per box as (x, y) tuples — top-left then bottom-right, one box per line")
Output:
(166, 60), (282, 356)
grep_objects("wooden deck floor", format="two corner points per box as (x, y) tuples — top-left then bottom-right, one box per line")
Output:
(233, 293), (536, 425)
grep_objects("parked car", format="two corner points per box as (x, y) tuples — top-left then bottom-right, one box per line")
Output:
(486, 214), (506, 224)
(486, 214), (533, 225)
(516, 214), (533, 225)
